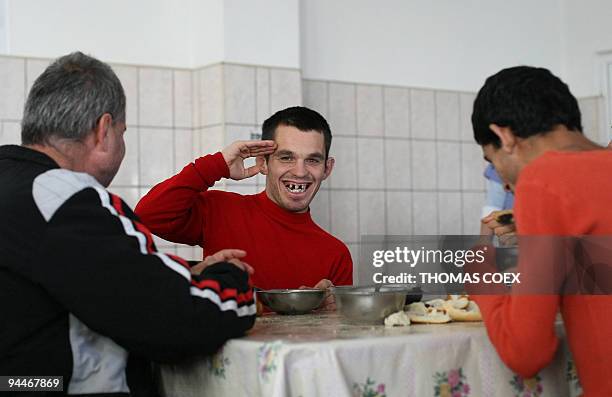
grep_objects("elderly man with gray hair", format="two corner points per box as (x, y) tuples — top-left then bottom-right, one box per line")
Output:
(0, 52), (257, 396)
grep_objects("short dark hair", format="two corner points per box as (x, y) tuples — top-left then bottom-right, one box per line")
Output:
(262, 106), (332, 158)
(472, 66), (582, 148)
(22, 51), (126, 145)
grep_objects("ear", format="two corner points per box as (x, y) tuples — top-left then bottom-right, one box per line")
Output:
(92, 113), (113, 151)
(323, 157), (335, 180)
(256, 155), (268, 175)
(489, 124), (516, 153)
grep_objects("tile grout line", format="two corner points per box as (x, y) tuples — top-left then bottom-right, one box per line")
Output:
(353, 82), (361, 256)
(433, 92), (440, 235)
(325, 81), (333, 234)
(381, 87), (388, 238)
(136, 67), (142, 192)
(409, 89), (416, 235)
(171, 70), (177, 174)
(458, 95), (465, 234)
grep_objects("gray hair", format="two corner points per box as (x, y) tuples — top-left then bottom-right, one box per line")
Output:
(21, 51), (126, 145)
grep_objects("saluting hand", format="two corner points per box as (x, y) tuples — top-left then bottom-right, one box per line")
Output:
(221, 140), (277, 181)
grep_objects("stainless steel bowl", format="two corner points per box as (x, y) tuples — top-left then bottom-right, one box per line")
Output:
(332, 286), (417, 324)
(256, 289), (326, 315)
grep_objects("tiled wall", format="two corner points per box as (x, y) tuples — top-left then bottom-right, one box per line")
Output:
(0, 55), (606, 266)
(303, 81), (608, 266)
(303, 81), (487, 265)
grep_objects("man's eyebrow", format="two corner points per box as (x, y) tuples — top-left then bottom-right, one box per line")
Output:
(274, 149), (294, 156)
(308, 152), (325, 160)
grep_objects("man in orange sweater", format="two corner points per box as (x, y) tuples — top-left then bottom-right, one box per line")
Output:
(471, 66), (612, 396)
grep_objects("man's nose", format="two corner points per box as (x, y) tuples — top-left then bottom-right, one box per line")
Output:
(291, 160), (308, 177)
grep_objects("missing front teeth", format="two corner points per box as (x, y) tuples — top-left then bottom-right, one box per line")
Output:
(285, 183), (308, 193)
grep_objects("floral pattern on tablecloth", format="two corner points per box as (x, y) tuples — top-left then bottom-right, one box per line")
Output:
(509, 374), (543, 397)
(258, 341), (283, 382)
(566, 359), (582, 395)
(352, 377), (386, 397)
(207, 348), (230, 379)
(433, 368), (471, 397)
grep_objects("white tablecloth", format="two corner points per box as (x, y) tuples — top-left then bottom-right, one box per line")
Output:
(158, 313), (582, 397)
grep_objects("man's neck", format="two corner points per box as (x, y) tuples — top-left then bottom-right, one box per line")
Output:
(518, 126), (602, 165)
(24, 143), (80, 171)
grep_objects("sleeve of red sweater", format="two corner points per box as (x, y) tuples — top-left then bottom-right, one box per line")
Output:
(473, 180), (570, 378)
(135, 152), (229, 246)
(330, 247), (353, 286)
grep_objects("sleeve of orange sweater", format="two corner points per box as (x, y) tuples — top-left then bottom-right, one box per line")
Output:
(473, 180), (571, 378)
(134, 152), (229, 246)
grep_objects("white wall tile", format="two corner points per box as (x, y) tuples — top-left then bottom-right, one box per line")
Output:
(177, 245), (200, 261)
(139, 128), (174, 185)
(386, 191), (412, 235)
(153, 234), (177, 249)
(112, 128), (139, 186)
(173, 70), (193, 128)
(411, 140), (437, 190)
(139, 68), (173, 127)
(356, 85), (383, 136)
(459, 93), (476, 142)
(435, 91), (460, 140)
(270, 68), (302, 111)
(199, 65), (223, 127)
(198, 125), (224, 157)
(328, 83), (356, 134)
(359, 191), (385, 235)
(113, 65), (138, 126)
(579, 97), (604, 144)
(357, 138), (384, 189)
(329, 136), (357, 188)
(0, 121), (21, 145)
(191, 71), (201, 129)
(303, 80), (328, 118)
(412, 192), (438, 235)
(225, 184), (258, 195)
(437, 142), (461, 190)
(310, 188), (330, 231)
(462, 192), (486, 235)
(384, 87), (410, 138)
(224, 64), (256, 124)
(256, 68), (271, 124)
(174, 129), (194, 172)
(438, 192), (462, 235)
(461, 143), (486, 190)
(410, 89), (435, 139)
(25, 58), (50, 96)
(107, 187), (140, 209)
(330, 190), (358, 243)
(384, 139), (411, 189)
(0, 57), (25, 120)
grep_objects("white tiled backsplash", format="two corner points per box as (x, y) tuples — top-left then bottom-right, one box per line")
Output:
(0, 55), (605, 266)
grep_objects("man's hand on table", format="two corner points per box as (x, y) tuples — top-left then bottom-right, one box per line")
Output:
(300, 278), (336, 311)
(481, 211), (517, 246)
(221, 140), (277, 181)
(190, 249), (254, 276)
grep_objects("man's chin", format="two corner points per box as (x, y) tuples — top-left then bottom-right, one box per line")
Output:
(280, 197), (311, 213)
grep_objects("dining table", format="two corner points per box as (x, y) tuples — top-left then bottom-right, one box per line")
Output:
(157, 312), (582, 397)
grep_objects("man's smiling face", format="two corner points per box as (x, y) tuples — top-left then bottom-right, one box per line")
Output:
(260, 124), (334, 213)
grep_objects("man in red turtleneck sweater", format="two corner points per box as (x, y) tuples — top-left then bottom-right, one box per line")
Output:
(135, 107), (353, 305)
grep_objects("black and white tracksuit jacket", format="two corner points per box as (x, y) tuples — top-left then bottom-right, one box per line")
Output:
(0, 145), (256, 396)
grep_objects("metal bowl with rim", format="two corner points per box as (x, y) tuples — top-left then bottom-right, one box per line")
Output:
(332, 285), (421, 324)
(256, 289), (326, 315)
